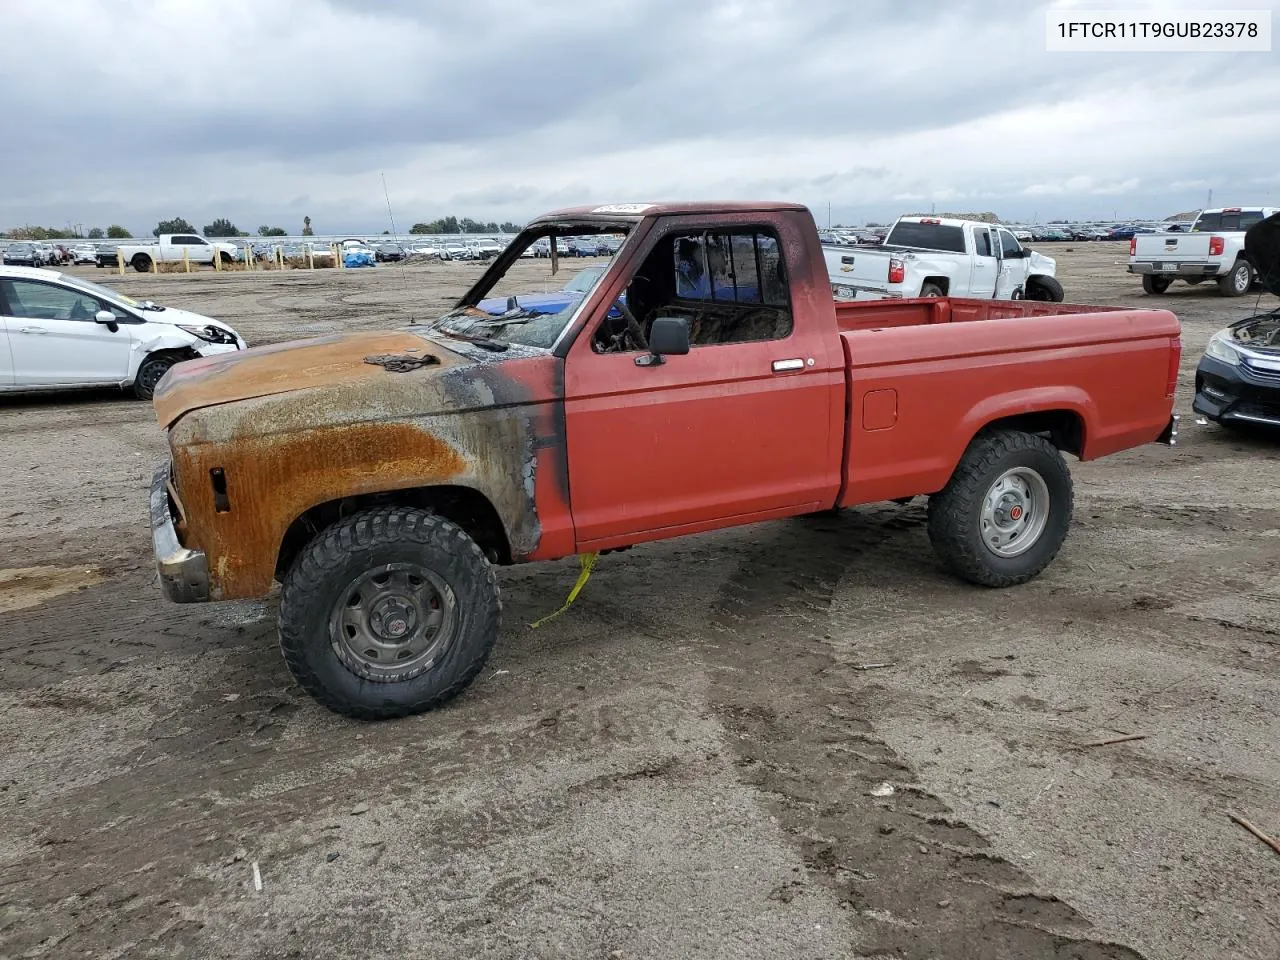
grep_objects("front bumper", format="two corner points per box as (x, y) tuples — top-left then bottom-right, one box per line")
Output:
(1192, 354), (1280, 428)
(1128, 261), (1221, 278)
(150, 462), (210, 602)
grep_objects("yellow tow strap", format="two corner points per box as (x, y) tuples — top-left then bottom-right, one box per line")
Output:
(529, 552), (599, 628)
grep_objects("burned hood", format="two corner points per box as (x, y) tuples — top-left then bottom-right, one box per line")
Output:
(1245, 212), (1280, 298)
(152, 329), (469, 427)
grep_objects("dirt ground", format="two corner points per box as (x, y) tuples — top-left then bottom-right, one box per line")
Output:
(1, 244), (1277, 960)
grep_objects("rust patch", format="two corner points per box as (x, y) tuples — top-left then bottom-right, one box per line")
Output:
(173, 421), (467, 599)
(153, 331), (460, 428)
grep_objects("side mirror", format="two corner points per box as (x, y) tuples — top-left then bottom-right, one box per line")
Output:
(636, 316), (690, 366)
(94, 309), (119, 332)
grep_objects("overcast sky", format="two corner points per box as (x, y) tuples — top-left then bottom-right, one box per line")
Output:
(2, 0), (1276, 234)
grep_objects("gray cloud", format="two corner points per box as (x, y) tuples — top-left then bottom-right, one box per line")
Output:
(1, 0), (1277, 234)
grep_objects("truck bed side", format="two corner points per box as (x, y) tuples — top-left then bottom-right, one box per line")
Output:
(833, 298), (1179, 506)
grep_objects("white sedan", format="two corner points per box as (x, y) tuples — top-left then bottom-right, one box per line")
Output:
(0, 265), (246, 399)
(70, 246), (98, 265)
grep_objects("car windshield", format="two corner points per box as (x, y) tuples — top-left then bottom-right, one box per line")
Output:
(59, 273), (140, 307)
(562, 266), (607, 293)
(428, 228), (631, 350)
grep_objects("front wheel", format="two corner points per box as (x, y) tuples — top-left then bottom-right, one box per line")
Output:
(133, 353), (178, 399)
(279, 507), (501, 720)
(927, 429), (1073, 587)
(1026, 276), (1065, 302)
(1142, 274), (1172, 295)
(131, 254), (152, 273)
(1217, 259), (1251, 297)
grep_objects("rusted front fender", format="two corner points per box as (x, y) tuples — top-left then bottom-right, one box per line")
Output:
(164, 342), (572, 600)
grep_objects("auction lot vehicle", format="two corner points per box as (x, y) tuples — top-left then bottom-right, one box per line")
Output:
(116, 234), (240, 273)
(1128, 207), (1276, 297)
(826, 216), (1064, 303)
(1193, 213), (1280, 428)
(149, 201), (1180, 719)
(0, 265), (245, 398)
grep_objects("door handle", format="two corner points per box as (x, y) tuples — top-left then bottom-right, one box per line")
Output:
(771, 358), (805, 373)
(19, 327), (48, 335)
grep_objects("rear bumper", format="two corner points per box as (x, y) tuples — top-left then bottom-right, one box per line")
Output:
(150, 462), (210, 603)
(1128, 261), (1222, 278)
(1193, 355), (1280, 428)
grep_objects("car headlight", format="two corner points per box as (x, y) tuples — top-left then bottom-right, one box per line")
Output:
(177, 323), (238, 345)
(1204, 330), (1241, 366)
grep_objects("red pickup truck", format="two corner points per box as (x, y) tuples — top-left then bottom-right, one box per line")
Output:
(150, 202), (1180, 719)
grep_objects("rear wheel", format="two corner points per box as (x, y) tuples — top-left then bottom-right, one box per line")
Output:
(927, 429), (1073, 587)
(279, 507), (501, 720)
(1218, 259), (1251, 297)
(919, 282), (944, 298)
(1142, 274), (1172, 294)
(1026, 276), (1065, 302)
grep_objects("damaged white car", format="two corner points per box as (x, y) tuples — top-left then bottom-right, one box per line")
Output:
(0, 266), (246, 399)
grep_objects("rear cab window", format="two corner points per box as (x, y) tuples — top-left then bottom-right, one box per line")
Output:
(1193, 211), (1266, 232)
(884, 221), (966, 253)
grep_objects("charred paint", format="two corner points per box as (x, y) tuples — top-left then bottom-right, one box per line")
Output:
(163, 329), (572, 600)
(154, 330), (457, 428)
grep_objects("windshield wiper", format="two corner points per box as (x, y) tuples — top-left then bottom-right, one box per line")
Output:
(433, 327), (509, 352)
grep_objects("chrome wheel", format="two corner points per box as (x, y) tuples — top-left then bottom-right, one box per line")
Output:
(980, 467), (1050, 558)
(1232, 264), (1250, 294)
(329, 562), (457, 682)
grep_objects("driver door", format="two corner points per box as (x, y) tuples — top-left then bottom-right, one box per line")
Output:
(994, 229), (1030, 299)
(562, 216), (844, 549)
(0, 278), (132, 385)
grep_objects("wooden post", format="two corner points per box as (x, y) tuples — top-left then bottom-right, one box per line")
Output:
(277, 245), (284, 271)
(183, 247), (190, 273)
(117, 249), (125, 276)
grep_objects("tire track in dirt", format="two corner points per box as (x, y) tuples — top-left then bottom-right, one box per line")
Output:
(701, 506), (1148, 959)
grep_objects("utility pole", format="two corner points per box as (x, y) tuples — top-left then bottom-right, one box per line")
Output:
(1206, 188), (1212, 209)
(827, 202), (831, 229)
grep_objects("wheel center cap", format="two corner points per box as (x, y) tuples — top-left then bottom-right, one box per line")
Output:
(371, 598), (416, 641)
(1009, 505), (1023, 521)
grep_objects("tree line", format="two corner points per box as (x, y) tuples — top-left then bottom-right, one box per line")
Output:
(2, 225), (133, 240)
(4, 214), (523, 242)
(409, 217), (522, 235)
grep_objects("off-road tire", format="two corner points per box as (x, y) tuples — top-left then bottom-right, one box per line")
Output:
(1217, 259), (1251, 297)
(927, 429), (1073, 587)
(1142, 274), (1172, 295)
(133, 354), (178, 399)
(919, 282), (944, 298)
(1026, 275), (1065, 302)
(279, 507), (501, 720)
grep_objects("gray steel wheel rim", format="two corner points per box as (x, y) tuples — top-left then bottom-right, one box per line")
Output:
(138, 362), (170, 393)
(1233, 264), (1250, 293)
(980, 466), (1050, 558)
(329, 562), (457, 682)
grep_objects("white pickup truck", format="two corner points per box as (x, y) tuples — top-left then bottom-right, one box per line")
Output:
(1128, 206), (1276, 297)
(116, 234), (240, 273)
(826, 216), (1063, 302)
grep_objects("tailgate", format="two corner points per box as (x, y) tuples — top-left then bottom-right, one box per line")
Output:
(825, 246), (890, 295)
(1133, 233), (1210, 261)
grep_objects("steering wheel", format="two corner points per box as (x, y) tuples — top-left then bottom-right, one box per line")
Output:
(613, 299), (648, 351)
